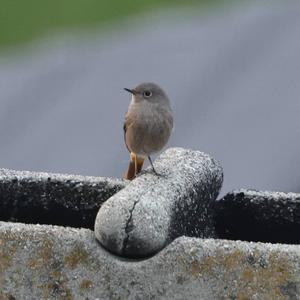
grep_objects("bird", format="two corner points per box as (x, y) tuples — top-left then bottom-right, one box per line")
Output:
(123, 82), (173, 180)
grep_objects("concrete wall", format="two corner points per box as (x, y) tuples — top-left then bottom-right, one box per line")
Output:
(0, 148), (299, 299)
(1, 221), (299, 299)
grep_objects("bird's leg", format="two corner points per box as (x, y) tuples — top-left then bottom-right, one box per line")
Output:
(148, 156), (158, 175)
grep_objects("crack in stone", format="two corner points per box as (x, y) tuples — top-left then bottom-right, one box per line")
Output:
(122, 199), (140, 254)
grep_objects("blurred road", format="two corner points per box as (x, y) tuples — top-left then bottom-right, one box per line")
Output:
(0, 1), (299, 195)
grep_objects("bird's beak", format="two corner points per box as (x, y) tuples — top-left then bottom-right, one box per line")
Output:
(124, 88), (136, 95)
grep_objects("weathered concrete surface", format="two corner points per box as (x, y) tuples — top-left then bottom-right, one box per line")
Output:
(95, 147), (223, 258)
(215, 189), (300, 244)
(1, 221), (300, 299)
(0, 168), (125, 229)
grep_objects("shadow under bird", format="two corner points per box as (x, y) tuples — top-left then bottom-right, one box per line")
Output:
(123, 82), (173, 180)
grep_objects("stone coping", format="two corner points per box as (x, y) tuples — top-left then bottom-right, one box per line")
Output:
(0, 147), (299, 298)
(0, 168), (126, 228)
(0, 221), (299, 299)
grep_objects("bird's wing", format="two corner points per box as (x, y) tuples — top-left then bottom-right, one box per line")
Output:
(123, 113), (133, 153)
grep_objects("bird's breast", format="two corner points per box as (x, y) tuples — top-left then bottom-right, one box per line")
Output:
(127, 102), (173, 155)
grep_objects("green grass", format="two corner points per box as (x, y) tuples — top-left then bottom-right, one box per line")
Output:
(0, 0), (216, 49)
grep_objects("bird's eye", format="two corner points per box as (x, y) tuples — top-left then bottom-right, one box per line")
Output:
(143, 91), (152, 97)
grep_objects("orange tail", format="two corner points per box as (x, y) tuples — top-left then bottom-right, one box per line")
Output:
(124, 153), (145, 180)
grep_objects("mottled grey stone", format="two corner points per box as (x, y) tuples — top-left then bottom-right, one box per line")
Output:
(1, 221), (300, 300)
(95, 147), (223, 258)
(215, 189), (300, 244)
(0, 168), (126, 229)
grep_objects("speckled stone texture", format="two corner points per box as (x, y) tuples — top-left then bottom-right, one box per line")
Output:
(0, 168), (126, 229)
(95, 147), (223, 258)
(1, 221), (300, 300)
(215, 189), (300, 244)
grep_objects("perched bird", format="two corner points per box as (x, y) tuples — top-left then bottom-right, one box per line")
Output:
(123, 82), (173, 180)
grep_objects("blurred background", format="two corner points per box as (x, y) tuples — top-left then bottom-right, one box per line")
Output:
(0, 0), (299, 196)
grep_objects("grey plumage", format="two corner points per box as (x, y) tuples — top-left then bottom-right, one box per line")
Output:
(123, 82), (173, 179)
(124, 82), (173, 156)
